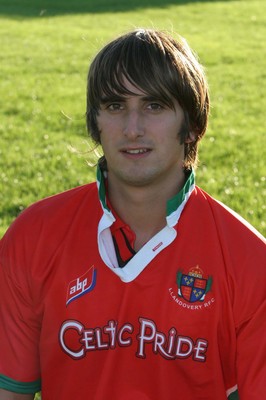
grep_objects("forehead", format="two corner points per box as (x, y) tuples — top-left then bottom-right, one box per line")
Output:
(99, 77), (177, 110)
(90, 40), (179, 109)
(100, 78), (146, 99)
(99, 78), (183, 115)
(118, 79), (144, 95)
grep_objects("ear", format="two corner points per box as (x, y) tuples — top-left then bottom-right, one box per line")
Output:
(185, 132), (196, 143)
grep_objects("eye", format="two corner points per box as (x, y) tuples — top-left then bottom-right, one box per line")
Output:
(147, 102), (164, 111)
(106, 103), (124, 111)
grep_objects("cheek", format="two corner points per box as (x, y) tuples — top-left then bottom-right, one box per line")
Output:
(97, 119), (110, 147)
(99, 131), (117, 159)
(157, 115), (181, 135)
(99, 135), (110, 153)
(159, 129), (184, 158)
(98, 117), (121, 139)
(156, 125), (180, 147)
(96, 116), (105, 133)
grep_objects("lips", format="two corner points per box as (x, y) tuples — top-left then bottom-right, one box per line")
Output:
(123, 148), (150, 154)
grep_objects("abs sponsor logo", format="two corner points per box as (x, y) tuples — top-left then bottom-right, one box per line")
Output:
(169, 265), (214, 310)
(66, 266), (97, 306)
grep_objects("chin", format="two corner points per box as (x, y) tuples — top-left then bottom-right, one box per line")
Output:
(121, 173), (160, 187)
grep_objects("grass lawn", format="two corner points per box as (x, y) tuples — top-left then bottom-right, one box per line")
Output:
(0, 0), (265, 242)
(0, 2), (265, 399)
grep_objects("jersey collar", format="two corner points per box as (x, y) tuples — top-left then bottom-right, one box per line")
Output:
(96, 164), (195, 228)
(96, 164), (195, 282)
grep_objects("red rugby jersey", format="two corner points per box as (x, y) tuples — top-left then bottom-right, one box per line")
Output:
(0, 167), (265, 400)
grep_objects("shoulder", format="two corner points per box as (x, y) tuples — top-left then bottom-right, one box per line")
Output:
(191, 186), (265, 243)
(23, 181), (98, 218)
(186, 186), (265, 279)
(0, 181), (99, 247)
(20, 181), (96, 217)
(189, 187), (265, 325)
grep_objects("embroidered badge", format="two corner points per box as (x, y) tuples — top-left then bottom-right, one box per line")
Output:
(176, 266), (212, 303)
(66, 266), (97, 306)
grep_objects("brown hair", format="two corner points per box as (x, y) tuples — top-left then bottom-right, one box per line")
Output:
(86, 28), (210, 169)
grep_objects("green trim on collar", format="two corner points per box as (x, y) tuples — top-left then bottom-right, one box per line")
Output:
(228, 390), (239, 400)
(97, 164), (110, 212)
(166, 169), (195, 217)
(97, 164), (195, 216)
(0, 374), (41, 394)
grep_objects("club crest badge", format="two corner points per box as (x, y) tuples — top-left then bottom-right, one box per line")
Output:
(176, 266), (212, 303)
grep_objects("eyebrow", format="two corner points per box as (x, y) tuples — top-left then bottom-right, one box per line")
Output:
(99, 94), (167, 104)
(100, 95), (126, 104)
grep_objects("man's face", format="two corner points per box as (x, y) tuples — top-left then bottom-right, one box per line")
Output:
(97, 79), (186, 190)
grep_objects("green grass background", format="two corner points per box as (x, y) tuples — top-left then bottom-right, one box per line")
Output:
(0, 0), (265, 243)
(0, 1), (265, 398)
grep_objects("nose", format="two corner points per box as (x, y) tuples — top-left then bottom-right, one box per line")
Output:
(123, 109), (144, 139)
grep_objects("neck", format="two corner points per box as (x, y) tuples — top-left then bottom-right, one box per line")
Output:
(107, 170), (186, 250)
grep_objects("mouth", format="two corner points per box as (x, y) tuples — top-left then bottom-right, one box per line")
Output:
(121, 148), (151, 155)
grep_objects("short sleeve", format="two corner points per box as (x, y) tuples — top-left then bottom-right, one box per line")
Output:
(231, 229), (266, 399)
(235, 298), (266, 399)
(0, 226), (41, 394)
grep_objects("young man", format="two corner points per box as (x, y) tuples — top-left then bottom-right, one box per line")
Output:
(0, 29), (265, 400)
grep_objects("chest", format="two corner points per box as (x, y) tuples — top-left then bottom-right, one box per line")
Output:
(36, 228), (232, 357)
